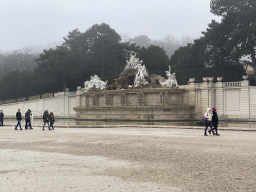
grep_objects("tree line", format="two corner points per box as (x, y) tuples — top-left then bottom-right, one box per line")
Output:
(170, 0), (256, 72)
(0, 0), (255, 101)
(0, 23), (170, 101)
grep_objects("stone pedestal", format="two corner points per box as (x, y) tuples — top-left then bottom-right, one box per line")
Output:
(74, 88), (195, 121)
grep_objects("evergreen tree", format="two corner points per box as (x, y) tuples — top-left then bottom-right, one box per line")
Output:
(35, 46), (82, 91)
(138, 45), (169, 73)
(210, 0), (256, 73)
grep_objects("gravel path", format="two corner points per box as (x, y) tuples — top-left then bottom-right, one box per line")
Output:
(1, 127), (256, 191)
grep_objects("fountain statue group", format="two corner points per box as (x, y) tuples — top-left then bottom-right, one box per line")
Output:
(125, 54), (149, 87)
(83, 54), (178, 90)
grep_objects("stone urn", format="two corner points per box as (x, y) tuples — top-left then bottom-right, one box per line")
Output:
(203, 77), (209, 82)
(189, 78), (195, 83)
(242, 75), (249, 81)
(217, 77), (223, 82)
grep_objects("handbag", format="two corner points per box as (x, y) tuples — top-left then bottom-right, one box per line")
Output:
(202, 116), (207, 121)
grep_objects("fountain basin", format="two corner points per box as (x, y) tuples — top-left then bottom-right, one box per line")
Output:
(74, 88), (195, 121)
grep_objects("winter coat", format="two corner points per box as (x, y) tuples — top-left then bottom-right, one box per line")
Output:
(0, 112), (4, 121)
(212, 111), (219, 125)
(25, 112), (32, 121)
(49, 113), (55, 124)
(43, 111), (50, 123)
(204, 108), (212, 121)
(16, 112), (22, 120)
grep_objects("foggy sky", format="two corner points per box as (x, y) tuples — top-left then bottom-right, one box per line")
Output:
(0, 0), (219, 51)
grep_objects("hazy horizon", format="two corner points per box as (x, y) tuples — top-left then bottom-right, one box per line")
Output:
(0, 0), (220, 52)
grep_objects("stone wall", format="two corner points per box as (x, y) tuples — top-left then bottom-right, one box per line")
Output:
(184, 78), (256, 120)
(0, 92), (76, 118)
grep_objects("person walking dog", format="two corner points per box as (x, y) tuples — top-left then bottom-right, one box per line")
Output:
(204, 108), (216, 136)
(212, 108), (220, 136)
(15, 109), (23, 130)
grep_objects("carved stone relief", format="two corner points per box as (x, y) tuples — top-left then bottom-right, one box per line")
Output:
(113, 95), (121, 105)
(89, 96), (94, 106)
(99, 96), (105, 104)
(146, 93), (160, 105)
(127, 94), (138, 106)
(168, 93), (179, 103)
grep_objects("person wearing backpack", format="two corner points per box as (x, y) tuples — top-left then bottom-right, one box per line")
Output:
(204, 108), (216, 136)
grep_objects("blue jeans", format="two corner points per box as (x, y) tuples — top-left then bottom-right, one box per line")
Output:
(15, 120), (22, 129)
(43, 122), (50, 129)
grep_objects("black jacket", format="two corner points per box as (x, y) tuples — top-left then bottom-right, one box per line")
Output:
(16, 112), (22, 120)
(25, 112), (32, 120)
(43, 111), (50, 123)
(0, 112), (4, 121)
(212, 111), (219, 124)
(49, 113), (55, 124)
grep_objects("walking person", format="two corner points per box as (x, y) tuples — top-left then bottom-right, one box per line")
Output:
(0, 110), (4, 126)
(42, 108), (51, 130)
(49, 112), (55, 130)
(212, 108), (220, 136)
(204, 108), (215, 136)
(25, 109), (33, 130)
(15, 109), (23, 130)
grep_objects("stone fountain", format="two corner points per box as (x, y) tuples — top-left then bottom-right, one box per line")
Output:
(74, 54), (195, 122)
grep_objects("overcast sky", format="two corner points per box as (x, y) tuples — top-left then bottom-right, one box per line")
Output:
(0, 0), (220, 51)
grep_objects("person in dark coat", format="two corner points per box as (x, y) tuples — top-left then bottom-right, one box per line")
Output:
(25, 109), (33, 130)
(42, 108), (51, 130)
(15, 109), (23, 130)
(49, 112), (55, 130)
(212, 107), (220, 136)
(204, 108), (216, 136)
(0, 110), (4, 126)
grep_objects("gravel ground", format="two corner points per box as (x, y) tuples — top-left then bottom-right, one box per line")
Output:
(1, 126), (256, 192)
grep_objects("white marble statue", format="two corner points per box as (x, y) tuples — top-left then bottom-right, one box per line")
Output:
(133, 63), (149, 87)
(134, 67), (148, 87)
(134, 73), (140, 87)
(124, 54), (149, 87)
(159, 66), (178, 88)
(83, 75), (108, 90)
(125, 54), (144, 70)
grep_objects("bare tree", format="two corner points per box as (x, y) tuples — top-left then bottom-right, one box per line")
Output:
(119, 33), (131, 43)
(179, 35), (194, 46)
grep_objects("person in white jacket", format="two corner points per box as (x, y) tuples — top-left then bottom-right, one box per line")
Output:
(204, 108), (216, 136)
